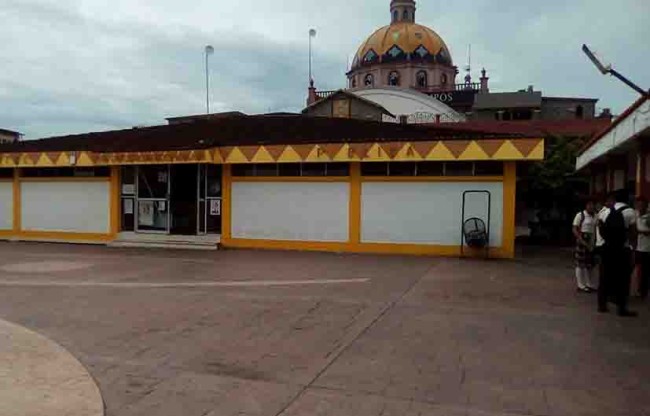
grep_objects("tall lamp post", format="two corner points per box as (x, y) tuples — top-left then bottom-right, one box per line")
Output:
(205, 45), (214, 114)
(308, 29), (317, 84)
(582, 44), (649, 98)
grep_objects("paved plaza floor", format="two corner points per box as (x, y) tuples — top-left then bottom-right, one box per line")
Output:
(0, 242), (648, 416)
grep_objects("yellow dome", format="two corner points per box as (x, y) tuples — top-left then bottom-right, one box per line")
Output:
(352, 22), (453, 69)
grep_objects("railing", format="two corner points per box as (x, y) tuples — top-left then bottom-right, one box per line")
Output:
(315, 90), (338, 99)
(422, 82), (481, 93)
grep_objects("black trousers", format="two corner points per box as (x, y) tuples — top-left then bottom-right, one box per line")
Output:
(599, 246), (633, 312)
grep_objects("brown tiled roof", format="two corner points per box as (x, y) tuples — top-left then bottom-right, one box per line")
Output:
(428, 119), (611, 138)
(0, 114), (535, 154)
(165, 111), (247, 124)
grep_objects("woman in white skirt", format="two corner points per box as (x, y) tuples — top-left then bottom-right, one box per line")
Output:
(572, 200), (597, 293)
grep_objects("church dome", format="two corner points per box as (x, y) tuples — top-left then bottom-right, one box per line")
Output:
(351, 22), (453, 70)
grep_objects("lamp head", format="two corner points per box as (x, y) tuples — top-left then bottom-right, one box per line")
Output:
(582, 44), (610, 75)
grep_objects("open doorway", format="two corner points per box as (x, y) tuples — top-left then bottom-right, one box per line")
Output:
(170, 165), (198, 235)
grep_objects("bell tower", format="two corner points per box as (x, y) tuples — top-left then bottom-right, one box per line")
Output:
(390, 0), (416, 24)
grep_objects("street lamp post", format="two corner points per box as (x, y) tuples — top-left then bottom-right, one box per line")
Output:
(309, 29), (317, 84)
(205, 45), (214, 114)
(582, 44), (649, 98)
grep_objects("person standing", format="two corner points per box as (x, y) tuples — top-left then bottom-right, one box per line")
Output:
(635, 197), (650, 300)
(572, 200), (597, 292)
(598, 190), (638, 317)
(593, 196), (613, 293)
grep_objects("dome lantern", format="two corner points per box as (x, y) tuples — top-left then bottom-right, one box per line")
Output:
(391, 0), (416, 24)
(347, 0), (457, 91)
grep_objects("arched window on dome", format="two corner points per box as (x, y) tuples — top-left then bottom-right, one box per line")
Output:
(363, 49), (379, 65)
(351, 77), (357, 88)
(413, 45), (431, 61)
(403, 10), (409, 21)
(393, 10), (399, 23)
(388, 71), (400, 86)
(440, 73), (448, 85)
(364, 74), (374, 87)
(416, 71), (428, 88)
(384, 45), (406, 63)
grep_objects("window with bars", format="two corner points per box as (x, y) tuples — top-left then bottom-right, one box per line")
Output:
(360, 162), (503, 177)
(232, 163), (350, 177)
(21, 167), (111, 177)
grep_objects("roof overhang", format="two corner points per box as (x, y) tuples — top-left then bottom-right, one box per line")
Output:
(0, 115), (544, 167)
(0, 138), (544, 168)
(576, 96), (650, 171)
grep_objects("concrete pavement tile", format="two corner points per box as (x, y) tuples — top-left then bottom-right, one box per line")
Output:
(119, 372), (297, 416)
(544, 387), (646, 416)
(464, 382), (550, 416)
(0, 318), (103, 416)
(279, 389), (468, 416)
(0, 244), (649, 415)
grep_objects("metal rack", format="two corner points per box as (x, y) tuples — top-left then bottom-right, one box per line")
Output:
(460, 190), (492, 259)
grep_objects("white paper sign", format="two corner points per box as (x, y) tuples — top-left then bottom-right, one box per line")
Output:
(138, 201), (154, 226)
(122, 184), (135, 195)
(123, 199), (134, 215)
(210, 199), (221, 216)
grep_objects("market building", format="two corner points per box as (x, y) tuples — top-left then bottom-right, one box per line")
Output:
(0, 115), (543, 258)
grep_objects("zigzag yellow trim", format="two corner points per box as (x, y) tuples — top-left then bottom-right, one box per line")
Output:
(0, 139), (544, 167)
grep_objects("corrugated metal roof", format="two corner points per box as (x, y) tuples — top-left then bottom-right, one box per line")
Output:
(433, 119), (611, 138)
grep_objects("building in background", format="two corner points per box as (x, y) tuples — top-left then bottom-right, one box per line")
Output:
(0, 129), (21, 144)
(306, 0), (607, 125)
(303, 87), (464, 123)
(576, 95), (650, 200)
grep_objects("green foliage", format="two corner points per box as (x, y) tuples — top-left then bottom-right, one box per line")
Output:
(526, 135), (588, 193)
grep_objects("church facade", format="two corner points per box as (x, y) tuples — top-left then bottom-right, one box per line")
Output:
(306, 0), (604, 124)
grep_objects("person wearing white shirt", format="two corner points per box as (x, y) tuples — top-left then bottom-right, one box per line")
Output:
(572, 201), (597, 292)
(597, 191), (638, 317)
(635, 198), (650, 299)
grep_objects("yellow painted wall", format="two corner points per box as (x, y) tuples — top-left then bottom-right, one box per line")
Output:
(0, 169), (118, 243)
(221, 162), (517, 259)
(3, 162), (519, 259)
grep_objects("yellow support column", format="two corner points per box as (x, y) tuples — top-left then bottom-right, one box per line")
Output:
(349, 162), (361, 245)
(502, 161), (517, 259)
(12, 168), (21, 234)
(222, 164), (232, 242)
(109, 166), (120, 237)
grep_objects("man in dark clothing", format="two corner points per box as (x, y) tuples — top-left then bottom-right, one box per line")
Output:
(598, 190), (638, 317)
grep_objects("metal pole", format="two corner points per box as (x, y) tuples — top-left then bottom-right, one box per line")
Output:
(609, 69), (650, 98)
(308, 29), (316, 85)
(205, 51), (210, 114)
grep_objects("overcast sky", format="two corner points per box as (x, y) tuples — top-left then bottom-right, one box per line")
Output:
(1, 0), (649, 138)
